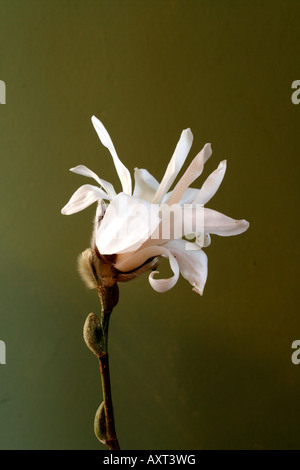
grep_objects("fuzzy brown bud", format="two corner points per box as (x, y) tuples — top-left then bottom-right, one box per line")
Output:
(83, 313), (103, 356)
(77, 249), (98, 289)
(94, 401), (107, 444)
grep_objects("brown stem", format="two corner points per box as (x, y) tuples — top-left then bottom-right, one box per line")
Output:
(98, 351), (120, 450)
(97, 282), (120, 450)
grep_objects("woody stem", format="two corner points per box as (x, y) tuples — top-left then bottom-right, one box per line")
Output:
(97, 284), (120, 450)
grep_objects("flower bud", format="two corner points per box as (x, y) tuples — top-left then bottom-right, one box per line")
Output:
(77, 249), (98, 289)
(94, 401), (107, 444)
(83, 313), (103, 356)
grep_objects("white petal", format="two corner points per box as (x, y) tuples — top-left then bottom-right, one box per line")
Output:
(93, 200), (108, 231)
(95, 200), (107, 219)
(133, 168), (159, 201)
(152, 128), (193, 204)
(61, 184), (110, 215)
(183, 231), (211, 248)
(96, 193), (161, 255)
(91, 116), (132, 195)
(165, 239), (208, 295)
(149, 250), (179, 293)
(167, 143), (212, 205)
(162, 187), (199, 205)
(91, 200), (108, 245)
(203, 208), (250, 236)
(114, 244), (179, 293)
(70, 165), (117, 199)
(115, 245), (163, 272)
(153, 205), (249, 242)
(196, 232), (211, 247)
(193, 160), (227, 205)
(179, 187), (199, 205)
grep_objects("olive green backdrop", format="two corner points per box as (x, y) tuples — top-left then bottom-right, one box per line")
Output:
(0, 0), (299, 450)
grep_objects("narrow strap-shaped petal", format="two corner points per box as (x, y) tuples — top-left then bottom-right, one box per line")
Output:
(70, 165), (117, 199)
(145, 204), (249, 245)
(162, 187), (199, 205)
(61, 184), (110, 215)
(165, 239), (208, 295)
(193, 160), (227, 205)
(152, 128), (193, 204)
(133, 168), (159, 201)
(203, 208), (250, 236)
(91, 116), (132, 195)
(176, 206), (249, 237)
(167, 143), (212, 206)
(96, 193), (161, 255)
(179, 187), (199, 205)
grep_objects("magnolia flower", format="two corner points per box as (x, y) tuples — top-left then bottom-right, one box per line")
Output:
(62, 116), (249, 295)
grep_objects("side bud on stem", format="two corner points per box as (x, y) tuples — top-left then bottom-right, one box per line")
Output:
(94, 401), (107, 444)
(83, 313), (103, 356)
(79, 245), (159, 450)
(81, 248), (120, 450)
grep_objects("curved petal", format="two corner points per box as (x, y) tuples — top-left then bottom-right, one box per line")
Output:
(149, 250), (179, 293)
(115, 245), (164, 272)
(61, 184), (110, 215)
(114, 245), (180, 293)
(91, 116), (132, 195)
(70, 165), (117, 199)
(197, 232), (211, 247)
(96, 193), (161, 255)
(133, 168), (159, 201)
(152, 128), (193, 204)
(193, 160), (227, 205)
(167, 143), (212, 206)
(165, 239), (208, 295)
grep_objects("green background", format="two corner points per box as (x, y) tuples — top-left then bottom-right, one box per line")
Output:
(0, 0), (299, 450)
